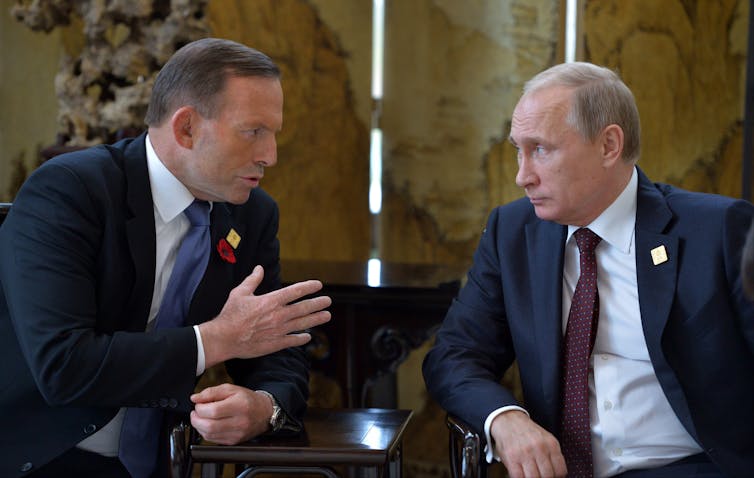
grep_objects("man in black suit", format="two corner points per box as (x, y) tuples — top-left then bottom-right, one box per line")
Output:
(423, 62), (754, 477)
(0, 38), (331, 477)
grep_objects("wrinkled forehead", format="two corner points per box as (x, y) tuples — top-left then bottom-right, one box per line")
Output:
(510, 87), (575, 140)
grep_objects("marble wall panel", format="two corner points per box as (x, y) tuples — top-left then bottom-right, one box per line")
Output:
(207, 0), (372, 261)
(380, 0), (560, 265)
(583, 0), (750, 197)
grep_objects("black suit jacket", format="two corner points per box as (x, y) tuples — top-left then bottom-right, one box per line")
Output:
(423, 168), (754, 477)
(0, 134), (309, 477)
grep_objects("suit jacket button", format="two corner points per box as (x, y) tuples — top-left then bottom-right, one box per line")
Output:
(84, 423), (97, 434)
(159, 398), (169, 407)
(169, 398), (178, 408)
(20, 462), (33, 472)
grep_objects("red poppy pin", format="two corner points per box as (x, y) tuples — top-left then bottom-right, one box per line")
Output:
(217, 238), (236, 263)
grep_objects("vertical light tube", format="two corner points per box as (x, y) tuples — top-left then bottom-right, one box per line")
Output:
(370, 0), (384, 215)
(369, 128), (383, 214)
(565, 0), (578, 63)
(372, 0), (384, 100)
(367, 257), (382, 287)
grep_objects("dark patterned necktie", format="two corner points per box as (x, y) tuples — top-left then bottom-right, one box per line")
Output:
(119, 200), (210, 478)
(560, 227), (601, 477)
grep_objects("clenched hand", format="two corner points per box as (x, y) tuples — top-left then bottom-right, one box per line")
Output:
(490, 410), (568, 478)
(190, 383), (273, 444)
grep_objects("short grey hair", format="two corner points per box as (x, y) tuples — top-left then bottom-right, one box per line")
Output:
(524, 62), (641, 163)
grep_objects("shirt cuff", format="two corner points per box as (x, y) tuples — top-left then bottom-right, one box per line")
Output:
(483, 405), (530, 463)
(193, 325), (206, 376)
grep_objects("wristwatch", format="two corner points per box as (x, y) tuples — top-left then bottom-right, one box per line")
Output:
(258, 390), (284, 432)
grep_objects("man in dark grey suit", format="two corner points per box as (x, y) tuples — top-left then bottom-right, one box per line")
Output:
(424, 62), (754, 478)
(0, 38), (331, 477)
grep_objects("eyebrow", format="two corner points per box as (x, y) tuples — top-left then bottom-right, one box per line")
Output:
(509, 136), (548, 147)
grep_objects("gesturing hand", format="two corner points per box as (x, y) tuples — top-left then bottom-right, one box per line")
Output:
(199, 265), (331, 367)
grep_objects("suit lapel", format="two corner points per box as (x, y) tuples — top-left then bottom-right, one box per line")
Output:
(634, 169), (678, 352)
(187, 202), (248, 325)
(633, 168), (701, 437)
(123, 134), (157, 331)
(526, 219), (566, 424)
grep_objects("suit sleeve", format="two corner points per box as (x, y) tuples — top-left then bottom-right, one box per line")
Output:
(423, 207), (521, 433)
(724, 200), (754, 351)
(0, 160), (198, 411)
(224, 196), (310, 430)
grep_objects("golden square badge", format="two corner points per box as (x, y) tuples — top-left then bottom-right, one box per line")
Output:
(226, 228), (241, 249)
(651, 245), (668, 265)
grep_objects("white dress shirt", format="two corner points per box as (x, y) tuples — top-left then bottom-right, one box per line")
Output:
(485, 168), (701, 476)
(77, 135), (207, 456)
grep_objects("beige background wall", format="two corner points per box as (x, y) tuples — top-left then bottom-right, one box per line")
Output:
(583, 0), (749, 198)
(0, 0), (61, 201)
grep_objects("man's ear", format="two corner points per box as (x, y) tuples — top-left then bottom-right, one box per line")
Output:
(170, 106), (197, 149)
(601, 124), (624, 167)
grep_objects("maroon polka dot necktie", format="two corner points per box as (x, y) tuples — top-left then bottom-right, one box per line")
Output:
(560, 227), (601, 477)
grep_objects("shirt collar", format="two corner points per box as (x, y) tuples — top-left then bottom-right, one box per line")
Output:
(145, 134), (195, 223)
(566, 166), (638, 254)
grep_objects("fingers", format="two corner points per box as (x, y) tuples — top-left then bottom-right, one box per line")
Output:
(191, 383), (245, 421)
(234, 265), (265, 295)
(270, 279), (325, 305)
(191, 383), (236, 405)
(286, 295), (332, 316)
(234, 270), (326, 308)
(492, 411), (567, 478)
(190, 410), (252, 444)
(277, 296), (332, 332)
(206, 270), (331, 364)
(189, 386), (270, 445)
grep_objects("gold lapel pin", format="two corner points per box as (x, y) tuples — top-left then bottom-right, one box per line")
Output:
(226, 228), (241, 249)
(651, 245), (668, 265)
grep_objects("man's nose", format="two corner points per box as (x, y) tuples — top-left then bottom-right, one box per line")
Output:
(515, 155), (534, 188)
(258, 136), (278, 168)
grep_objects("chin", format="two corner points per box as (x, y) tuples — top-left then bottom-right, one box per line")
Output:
(533, 206), (553, 221)
(228, 191), (253, 205)
(533, 209), (566, 225)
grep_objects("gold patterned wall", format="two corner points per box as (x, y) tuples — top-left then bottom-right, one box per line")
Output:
(0, 0), (61, 201)
(380, 0), (561, 266)
(583, 0), (750, 197)
(206, 0), (372, 262)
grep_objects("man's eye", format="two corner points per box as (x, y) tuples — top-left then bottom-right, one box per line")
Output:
(534, 145), (546, 155)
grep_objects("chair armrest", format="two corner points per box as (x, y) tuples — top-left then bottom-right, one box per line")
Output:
(446, 414), (486, 478)
(169, 420), (200, 478)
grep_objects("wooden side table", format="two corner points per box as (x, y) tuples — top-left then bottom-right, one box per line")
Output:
(187, 408), (413, 478)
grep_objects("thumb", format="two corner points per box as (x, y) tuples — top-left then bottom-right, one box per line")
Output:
(191, 383), (236, 404)
(235, 265), (265, 296)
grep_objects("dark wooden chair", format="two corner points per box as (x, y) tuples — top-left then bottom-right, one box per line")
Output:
(447, 414), (487, 478)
